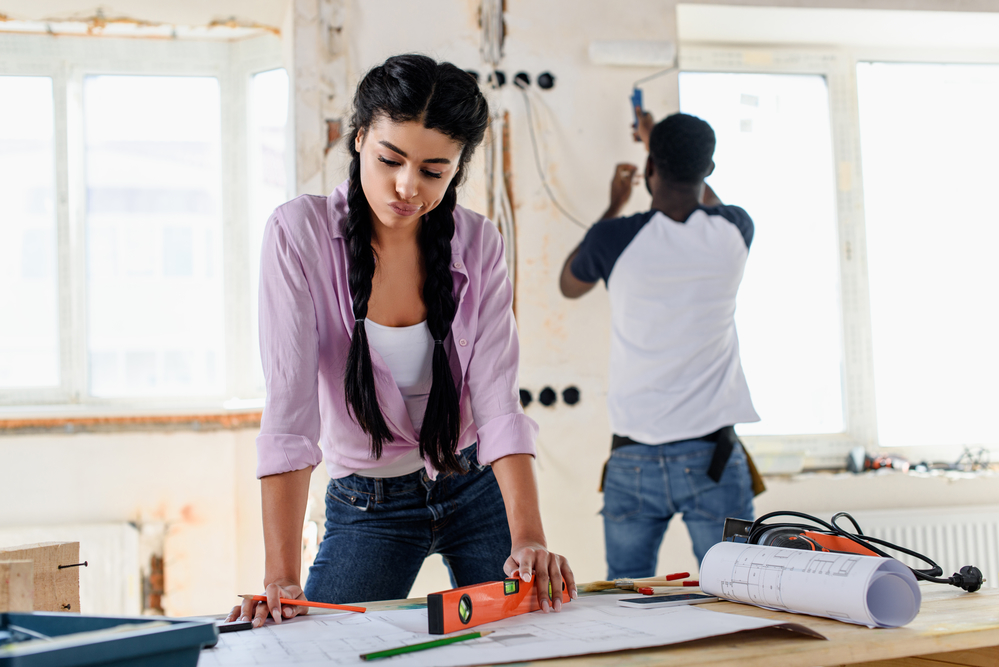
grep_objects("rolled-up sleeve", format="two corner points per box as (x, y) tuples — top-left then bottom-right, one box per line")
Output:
(255, 212), (324, 478)
(464, 226), (539, 465)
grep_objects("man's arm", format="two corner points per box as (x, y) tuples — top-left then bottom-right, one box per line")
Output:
(559, 245), (594, 299)
(559, 163), (639, 299)
(633, 111), (654, 151)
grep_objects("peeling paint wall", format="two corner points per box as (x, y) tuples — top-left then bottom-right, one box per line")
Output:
(0, 0), (290, 27)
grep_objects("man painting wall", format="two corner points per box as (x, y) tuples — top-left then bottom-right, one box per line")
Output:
(558, 112), (761, 578)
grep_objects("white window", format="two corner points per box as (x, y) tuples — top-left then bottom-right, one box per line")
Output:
(84, 75), (225, 398)
(856, 62), (999, 449)
(679, 72), (844, 437)
(248, 68), (291, 394)
(0, 31), (289, 413)
(677, 4), (999, 466)
(0, 76), (59, 390)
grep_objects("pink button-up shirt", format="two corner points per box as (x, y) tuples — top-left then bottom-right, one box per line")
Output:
(256, 180), (538, 480)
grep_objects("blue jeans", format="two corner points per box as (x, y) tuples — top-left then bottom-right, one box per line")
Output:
(304, 444), (511, 604)
(602, 438), (754, 579)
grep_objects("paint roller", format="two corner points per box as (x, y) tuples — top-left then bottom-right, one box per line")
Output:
(588, 39), (678, 136)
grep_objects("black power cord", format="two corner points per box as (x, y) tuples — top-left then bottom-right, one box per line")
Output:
(746, 510), (985, 593)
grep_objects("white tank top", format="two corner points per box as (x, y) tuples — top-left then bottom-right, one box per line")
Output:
(354, 319), (433, 478)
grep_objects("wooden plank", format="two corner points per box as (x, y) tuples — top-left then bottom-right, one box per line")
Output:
(858, 647), (998, 667)
(911, 647), (998, 667)
(0, 560), (34, 612)
(0, 542), (80, 612)
(855, 659), (959, 667)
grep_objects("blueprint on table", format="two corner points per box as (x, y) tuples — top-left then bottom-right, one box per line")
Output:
(699, 542), (921, 628)
(197, 593), (821, 666)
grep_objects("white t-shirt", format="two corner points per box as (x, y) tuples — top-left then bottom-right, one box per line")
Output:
(354, 319), (433, 477)
(571, 206), (760, 443)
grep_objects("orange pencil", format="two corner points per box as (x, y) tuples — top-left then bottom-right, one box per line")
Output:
(239, 595), (366, 613)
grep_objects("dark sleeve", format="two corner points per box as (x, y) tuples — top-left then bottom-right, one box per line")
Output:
(570, 211), (656, 285)
(702, 204), (754, 251)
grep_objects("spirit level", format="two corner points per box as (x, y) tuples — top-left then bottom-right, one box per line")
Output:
(426, 578), (570, 635)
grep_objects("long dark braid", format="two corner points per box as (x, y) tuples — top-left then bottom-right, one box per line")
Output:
(342, 54), (488, 473)
(418, 183), (460, 471)
(343, 152), (393, 457)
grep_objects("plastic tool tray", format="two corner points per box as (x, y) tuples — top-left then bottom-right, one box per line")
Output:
(0, 612), (218, 667)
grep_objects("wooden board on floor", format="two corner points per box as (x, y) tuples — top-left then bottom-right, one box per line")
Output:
(0, 542), (80, 612)
(0, 560), (34, 612)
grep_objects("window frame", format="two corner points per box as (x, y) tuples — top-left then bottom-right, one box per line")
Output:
(0, 32), (284, 416)
(678, 43), (999, 468)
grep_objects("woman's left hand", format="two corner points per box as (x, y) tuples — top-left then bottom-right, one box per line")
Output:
(504, 543), (576, 612)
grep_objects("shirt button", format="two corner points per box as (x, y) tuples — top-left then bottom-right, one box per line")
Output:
(453, 261), (463, 269)
(459, 338), (468, 347)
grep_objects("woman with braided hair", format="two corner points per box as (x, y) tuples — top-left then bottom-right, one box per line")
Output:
(227, 54), (575, 629)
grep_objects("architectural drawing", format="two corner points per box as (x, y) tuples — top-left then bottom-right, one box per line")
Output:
(197, 594), (815, 666)
(701, 542), (920, 628)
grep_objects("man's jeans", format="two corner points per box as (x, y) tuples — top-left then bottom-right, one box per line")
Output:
(602, 437), (754, 579)
(304, 444), (511, 604)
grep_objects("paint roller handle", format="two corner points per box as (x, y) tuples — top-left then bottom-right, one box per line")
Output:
(633, 111), (654, 150)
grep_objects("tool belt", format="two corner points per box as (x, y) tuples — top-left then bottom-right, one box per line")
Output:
(603, 426), (766, 496)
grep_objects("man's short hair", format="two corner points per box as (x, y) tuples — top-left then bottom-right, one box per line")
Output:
(649, 113), (716, 184)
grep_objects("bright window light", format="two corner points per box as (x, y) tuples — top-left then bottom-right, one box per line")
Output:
(679, 72), (844, 436)
(857, 62), (999, 448)
(0, 76), (59, 389)
(248, 68), (290, 392)
(84, 75), (225, 397)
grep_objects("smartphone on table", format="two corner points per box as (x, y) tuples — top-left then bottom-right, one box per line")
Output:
(618, 593), (720, 609)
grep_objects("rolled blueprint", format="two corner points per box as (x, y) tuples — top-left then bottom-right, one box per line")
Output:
(700, 542), (921, 628)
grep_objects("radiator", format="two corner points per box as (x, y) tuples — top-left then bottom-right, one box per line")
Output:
(847, 506), (999, 589)
(0, 522), (141, 614)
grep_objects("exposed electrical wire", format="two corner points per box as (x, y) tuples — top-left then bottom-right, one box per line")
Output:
(516, 86), (589, 230)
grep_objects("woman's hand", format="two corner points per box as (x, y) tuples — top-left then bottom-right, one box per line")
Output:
(490, 455), (575, 612)
(226, 468), (313, 628)
(504, 542), (576, 612)
(225, 580), (309, 628)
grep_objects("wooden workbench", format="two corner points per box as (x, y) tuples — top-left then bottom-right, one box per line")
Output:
(357, 586), (998, 667)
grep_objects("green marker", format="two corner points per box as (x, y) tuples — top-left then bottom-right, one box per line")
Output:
(359, 631), (494, 661)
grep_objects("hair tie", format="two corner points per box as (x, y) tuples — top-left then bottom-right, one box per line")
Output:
(434, 339), (443, 345)
(356, 318), (365, 323)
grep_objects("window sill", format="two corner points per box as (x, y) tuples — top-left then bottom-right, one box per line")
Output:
(0, 401), (263, 435)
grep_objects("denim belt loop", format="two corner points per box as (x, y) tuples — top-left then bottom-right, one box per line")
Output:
(372, 477), (384, 503)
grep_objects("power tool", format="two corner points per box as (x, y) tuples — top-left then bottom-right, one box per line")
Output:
(723, 510), (984, 593)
